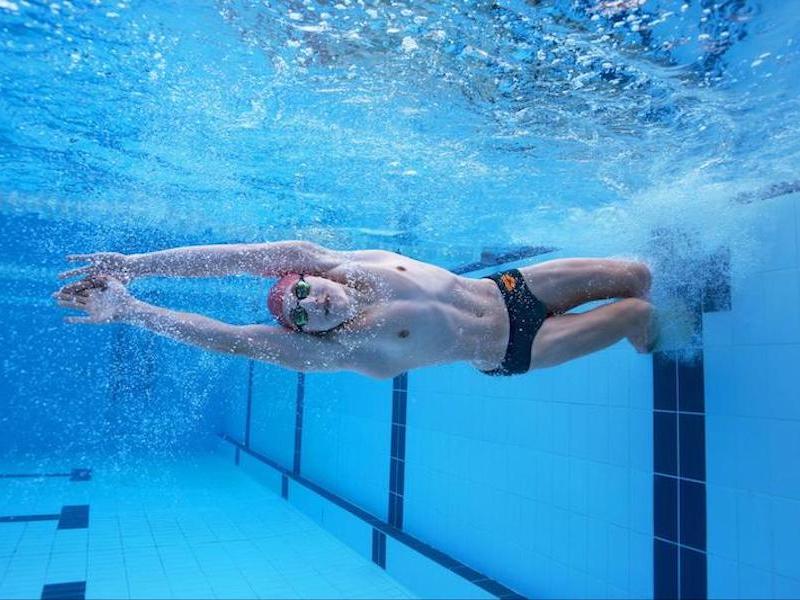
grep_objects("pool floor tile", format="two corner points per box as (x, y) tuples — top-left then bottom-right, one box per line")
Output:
(0, 454), (415, 600)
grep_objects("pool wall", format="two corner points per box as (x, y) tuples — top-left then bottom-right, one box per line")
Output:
(216, 193), (800, 600)
(703, 192), (800, 599)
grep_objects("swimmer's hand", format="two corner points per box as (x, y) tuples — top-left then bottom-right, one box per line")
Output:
(53, 276), (132, 324)
(59, 252), (135, 283)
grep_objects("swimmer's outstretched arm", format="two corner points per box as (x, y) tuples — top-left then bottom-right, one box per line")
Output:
(60, 241), (347, 281)
(54, 276), (346, 373)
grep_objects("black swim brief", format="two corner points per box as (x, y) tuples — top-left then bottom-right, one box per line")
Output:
(481, 269), (549, 376)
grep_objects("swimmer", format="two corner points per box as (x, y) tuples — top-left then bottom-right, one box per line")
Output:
(54, 242), (655, 379)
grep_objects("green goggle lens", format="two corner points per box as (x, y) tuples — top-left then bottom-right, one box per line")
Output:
(290, 306), (309, 327)
(294, 280), (311, 299)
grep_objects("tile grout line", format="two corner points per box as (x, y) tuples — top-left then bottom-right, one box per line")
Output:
(222, 434), (524, 599)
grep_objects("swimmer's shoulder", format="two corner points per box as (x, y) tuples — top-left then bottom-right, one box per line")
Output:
(344, 249), (399, 264)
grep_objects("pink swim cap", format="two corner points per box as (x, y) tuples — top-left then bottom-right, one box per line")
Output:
(267, 274), (301, 328)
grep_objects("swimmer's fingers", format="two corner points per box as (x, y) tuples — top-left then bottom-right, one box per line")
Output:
(58, 265), (95, 280)
(62, 253), (132, 283)
(66, 253), (101, 263)
(54, 295), (88, 309)
(61, 253), (107, 279)
(56, 279), (99, 295)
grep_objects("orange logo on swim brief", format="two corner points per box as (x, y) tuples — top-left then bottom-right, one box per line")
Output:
(500, 273), (517, 292)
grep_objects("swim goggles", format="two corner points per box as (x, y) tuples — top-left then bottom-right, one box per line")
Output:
(289, 276), (312, 330)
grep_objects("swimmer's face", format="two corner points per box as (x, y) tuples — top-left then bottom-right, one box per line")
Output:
(283, 276), (352, 332)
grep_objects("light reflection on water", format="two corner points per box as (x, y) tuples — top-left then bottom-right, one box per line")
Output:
(0, 0), (798, 260)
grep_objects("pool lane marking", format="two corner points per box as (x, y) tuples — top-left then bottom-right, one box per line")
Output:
(0, 505), (89, 529)
(41, 580), (86, 600)
(0, 468), (91, 481)
(387, 372), (407, 530)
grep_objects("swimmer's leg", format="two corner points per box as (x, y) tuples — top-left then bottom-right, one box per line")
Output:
(519, 258), (651, 314)
(530, 298), (654, 368)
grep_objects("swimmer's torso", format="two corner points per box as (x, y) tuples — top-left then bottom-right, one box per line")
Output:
(321, 250), (509, 377)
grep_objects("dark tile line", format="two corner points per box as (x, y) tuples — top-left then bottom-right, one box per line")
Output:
(652, 294), (710, 599)
(57, 505), (89, 530)
(0, 513), (61, 524)
(0, 468), (91, 482)
(449, 246), (556, 275)
(245, 360), (254, 449)
(69, 468), (91, 482)
(372, 529), (387, 568)
(41, 580), (86, 600)
(0, 505), (89, 530)
(293, 373), (305, 476)
(220, 435), (524, 599)
(0, 473), (70, 479)
(388, 373), (408, 530)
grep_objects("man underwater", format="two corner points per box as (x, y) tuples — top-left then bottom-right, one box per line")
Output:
(54, 241), (655, 379)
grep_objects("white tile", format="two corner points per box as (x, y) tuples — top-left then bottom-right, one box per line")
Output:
(771, 496), (800, 580)
(0, 524), (26, 558)
(85, 580), (130, 600)
(736, 492), (772, 570)
(756, 194), (798, 270)
(768, 420), (800, 499)
(627, 531), (652, 598)
(44, 551), (87, 583)
(702, 311), (734, 347)
(706, 416), (744, 487)
(739, 564), (774, 599)
(706, 485), (738, 561)
(774, 573), (800, 600)
(708, 554), (738, 600)
(51, 529), (88, 555)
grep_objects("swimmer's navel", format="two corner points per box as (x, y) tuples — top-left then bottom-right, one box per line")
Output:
(398, 329), (410, 338)
(396, 265), (406, 271)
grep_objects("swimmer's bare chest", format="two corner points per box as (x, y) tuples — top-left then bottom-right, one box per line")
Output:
(327, 252), (504, 373)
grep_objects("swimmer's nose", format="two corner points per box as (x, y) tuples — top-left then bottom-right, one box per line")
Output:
(300, 297), (320, 310)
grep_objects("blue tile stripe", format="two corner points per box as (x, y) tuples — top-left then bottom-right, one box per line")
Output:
(57, 505), (89, 530)
(293, 373), (305, 476)
(220, 434), (524, 599)
(245, 360), (254, 449)
(0, 513), (61, 524)
(0, 505), (89, 528)
(652, 313), (708, 598)
(41, 581), (86, 600)
(69, 468), (91, 482)
(388, 372), (408, 530)
(449, 245), (556, 274)
(372, 529), (387, 568)
(0, 468), (91, 482)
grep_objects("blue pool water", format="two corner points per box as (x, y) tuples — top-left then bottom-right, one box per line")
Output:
(2, 0), (800, 598)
